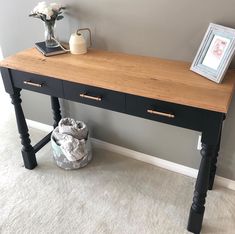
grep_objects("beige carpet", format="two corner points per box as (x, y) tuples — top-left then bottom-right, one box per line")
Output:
(0, 92), (235, 234)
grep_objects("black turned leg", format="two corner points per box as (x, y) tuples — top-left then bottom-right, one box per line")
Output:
(187, 144), (215, 233)
(50, 96), (62, 128)
(208, 130), (221, 190)
(10, 89), (37, 169)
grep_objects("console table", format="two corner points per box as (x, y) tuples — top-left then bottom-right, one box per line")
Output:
(1, 48), (235, 233)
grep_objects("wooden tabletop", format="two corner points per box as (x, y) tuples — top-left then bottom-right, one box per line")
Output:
(1, 48), (235, 113)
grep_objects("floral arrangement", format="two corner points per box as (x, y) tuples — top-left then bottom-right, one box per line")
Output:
(29, 2), (66, 22)
(29, 2), (66, 48)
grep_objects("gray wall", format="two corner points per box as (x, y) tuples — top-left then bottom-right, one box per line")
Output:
(1, 0), (235, 180)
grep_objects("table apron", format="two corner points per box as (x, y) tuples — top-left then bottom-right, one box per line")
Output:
(2, 69), (225, 133)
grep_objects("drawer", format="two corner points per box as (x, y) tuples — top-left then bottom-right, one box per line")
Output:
(11, 70), (63, 98)
(63, 81), (125, 113)
(126, 94), (205, 131)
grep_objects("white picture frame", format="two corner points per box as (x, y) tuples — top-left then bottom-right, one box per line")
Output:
(191, 23), (235, 83)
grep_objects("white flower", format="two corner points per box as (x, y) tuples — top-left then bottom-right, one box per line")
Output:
(33, 1), (47, 13)
(41, 6), (54, 20)
(50, 3), (61, 12)
(30, 1), (65, 22)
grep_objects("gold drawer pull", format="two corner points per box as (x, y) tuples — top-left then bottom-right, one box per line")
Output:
(147, 109), (175, 118)
(80, 93), (102, 101)
(23, 80), (43, 88)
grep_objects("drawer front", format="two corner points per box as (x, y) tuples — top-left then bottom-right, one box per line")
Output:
(63, 81), (125, 113)
(11, 70), (63, 97)
(126, 94), (205, 131)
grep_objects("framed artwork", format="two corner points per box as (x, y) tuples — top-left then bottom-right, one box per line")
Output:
(191, 23), (235, 83)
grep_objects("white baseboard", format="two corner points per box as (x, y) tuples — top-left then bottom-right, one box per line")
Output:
(26, 119), (235, 191)
(26, 119), (54, 132)
(92, 138), (199, 178)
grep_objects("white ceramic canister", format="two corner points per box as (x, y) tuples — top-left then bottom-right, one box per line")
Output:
(69, 28), (92, 55)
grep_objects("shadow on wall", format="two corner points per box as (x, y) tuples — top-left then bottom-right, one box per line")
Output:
(0, 44), (12, 112)
(0, 45), (4, 91)
(0, 46), (3, 60)
(218, 94), (235, 179)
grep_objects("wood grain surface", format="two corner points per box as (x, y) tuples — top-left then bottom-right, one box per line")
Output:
(1, 48), (235, 113)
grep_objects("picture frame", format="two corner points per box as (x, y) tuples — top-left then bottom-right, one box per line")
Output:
(191, 23), (235, 83)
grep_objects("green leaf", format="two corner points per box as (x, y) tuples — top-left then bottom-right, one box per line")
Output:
(56, 15), (64, 20)
(29, 14), (43, 20)
(40, 14), (46, 21)
(29, 13), (37, 17)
